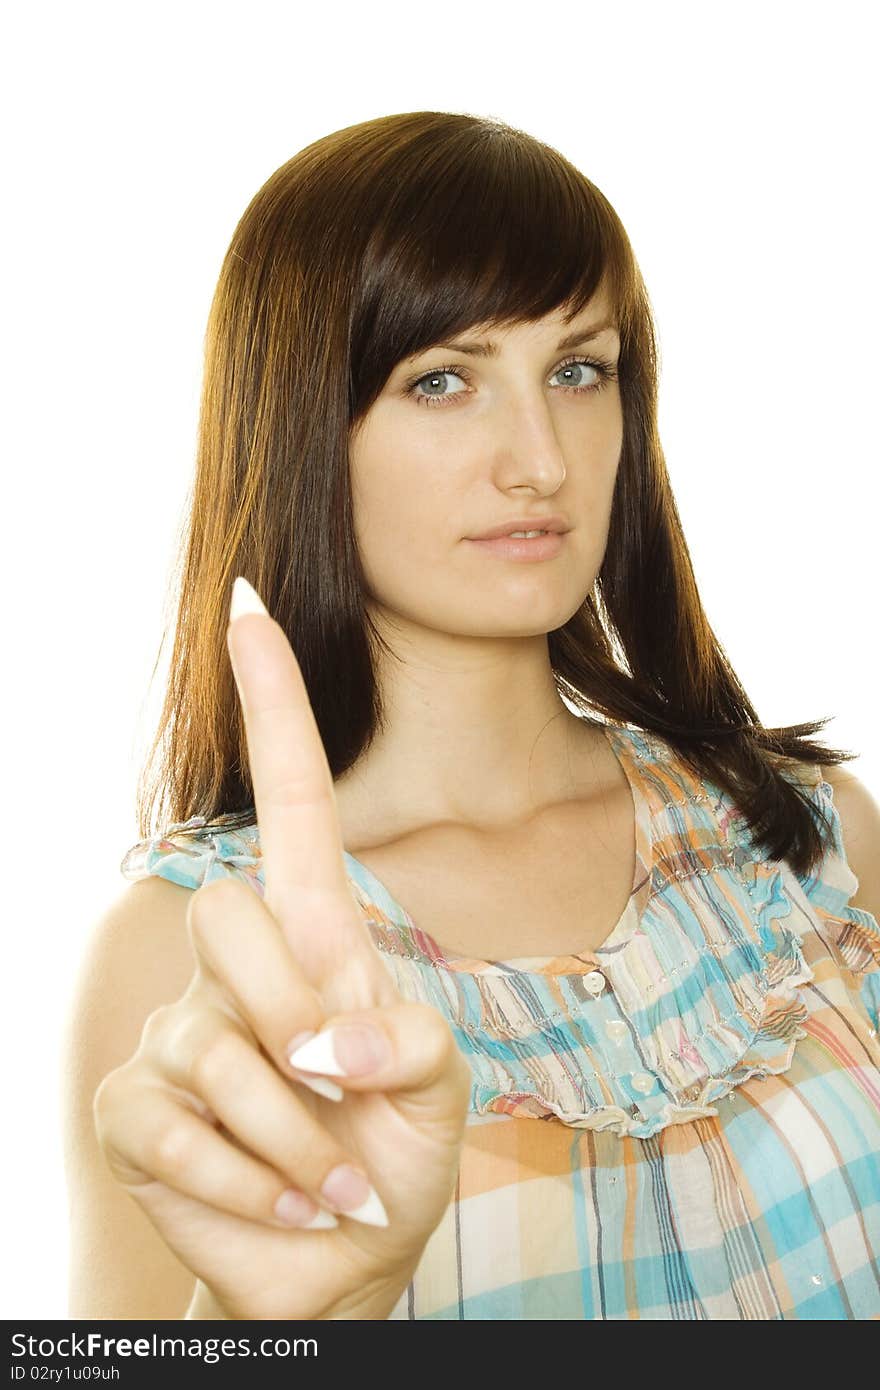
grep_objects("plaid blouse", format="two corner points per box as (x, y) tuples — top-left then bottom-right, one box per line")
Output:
(120, 723), (880, 1319)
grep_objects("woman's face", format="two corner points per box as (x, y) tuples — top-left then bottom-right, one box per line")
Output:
(349, 287), (623, 641)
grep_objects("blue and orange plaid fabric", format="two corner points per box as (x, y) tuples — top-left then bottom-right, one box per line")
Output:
(121, 723), (880, 1318)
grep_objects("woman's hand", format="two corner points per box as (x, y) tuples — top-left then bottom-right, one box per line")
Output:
(93, 578), (472, 1320)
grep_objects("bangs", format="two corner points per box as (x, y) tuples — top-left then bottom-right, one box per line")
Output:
(347, 119), (634, 418)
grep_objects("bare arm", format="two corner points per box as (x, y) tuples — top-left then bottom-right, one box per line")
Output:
(61, 874), (200, 1319)
(821, 765), (880, 922)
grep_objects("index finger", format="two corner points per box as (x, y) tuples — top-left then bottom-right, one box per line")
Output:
(225, 576), (352, 922)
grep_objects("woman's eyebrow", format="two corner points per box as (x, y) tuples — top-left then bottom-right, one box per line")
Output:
(406, 319), (619, 362)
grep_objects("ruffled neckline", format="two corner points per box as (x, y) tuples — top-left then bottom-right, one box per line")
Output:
(121, 726), (869, 1138)
(340, 729), (845, 1137)
(342, 722), (654, 978)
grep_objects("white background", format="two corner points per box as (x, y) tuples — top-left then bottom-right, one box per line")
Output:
(3, 0), (877, 1319)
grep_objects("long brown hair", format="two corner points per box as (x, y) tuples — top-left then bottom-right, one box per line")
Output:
(134, 109), (856, 877)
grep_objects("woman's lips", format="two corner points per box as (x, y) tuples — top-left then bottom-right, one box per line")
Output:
(465, 532), (566, 561)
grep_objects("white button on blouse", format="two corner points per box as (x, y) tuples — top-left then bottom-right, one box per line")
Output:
(584, 970), (606, 995)
(631, 1071), (656, 1094)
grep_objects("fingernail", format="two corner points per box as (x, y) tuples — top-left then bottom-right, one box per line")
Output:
(297, 1073), (344, 1102)
(287, 1025), (390, 1077)
(285, 1030), (345, 1101)
(230, 576), (269, 623)
(320, 1164), (389, 1227)
(274, 1188), (339, 1229)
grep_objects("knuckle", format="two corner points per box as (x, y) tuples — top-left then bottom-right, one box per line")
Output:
(187, 877), (246, 945)
(92, 1057), (142, 1120)
(92, 1066), (123, 1130)
(188, 1028), (244, 1094)
(151, 1118), (195, 1176)
(140, 1001), (179, 1049)
(410, 1001), (457, 1051)
(402, 1002), (463, 1077)
(142, 1001), (201, 1071)
(155, 996), (220, 1065)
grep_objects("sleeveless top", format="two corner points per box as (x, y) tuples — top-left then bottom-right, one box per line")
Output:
(119, 724), (880, 1319)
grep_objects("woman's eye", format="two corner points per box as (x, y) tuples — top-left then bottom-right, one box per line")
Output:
(405, 356), (614, 408)
(409, 367), (469, 405)
(550, 360), (603, 390)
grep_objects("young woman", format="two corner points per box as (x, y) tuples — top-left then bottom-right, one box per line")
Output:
(64, 110), (880, 1321)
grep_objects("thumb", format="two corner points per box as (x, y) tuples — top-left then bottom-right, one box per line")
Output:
(286, 1002), (472, 1130)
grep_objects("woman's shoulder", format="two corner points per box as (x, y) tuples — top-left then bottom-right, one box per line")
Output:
(67, 875), (196, 1123)
(119, 816), (264, 896)
(94, 874), (194, 986)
